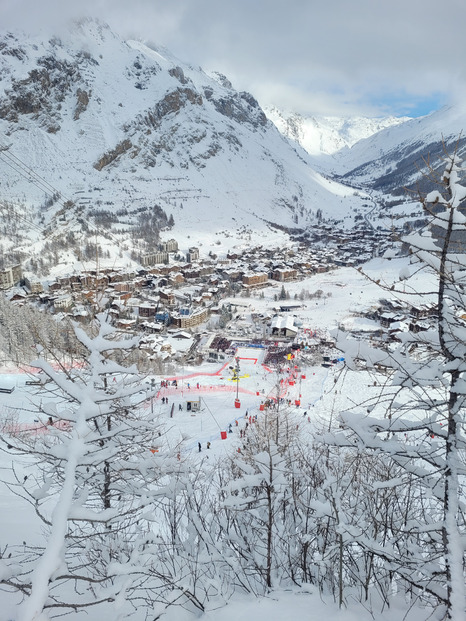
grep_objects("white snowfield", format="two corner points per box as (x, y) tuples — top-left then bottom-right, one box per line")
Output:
(0, 257), (449, 620)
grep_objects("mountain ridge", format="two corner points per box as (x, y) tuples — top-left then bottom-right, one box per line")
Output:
(265, 106), (411, 156)
(320, 104), (466, 193)
(0, 19), (369, 275)
(2, 19), (465, 277)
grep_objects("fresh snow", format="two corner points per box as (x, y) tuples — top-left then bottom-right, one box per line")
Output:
(0, 256), (457, 620)
(0, 20), (381, 274)
(0, 17), (464, 621)
(265, 106), (411, 156)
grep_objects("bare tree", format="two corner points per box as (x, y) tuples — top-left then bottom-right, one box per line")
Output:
(0, 313), (164, 619)
(330, 145), (466, 619)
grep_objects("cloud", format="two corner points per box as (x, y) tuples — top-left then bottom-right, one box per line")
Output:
(2, 0), (465, 117)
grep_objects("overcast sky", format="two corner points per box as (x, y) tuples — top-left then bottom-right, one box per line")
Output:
(2, 0), (466, 118)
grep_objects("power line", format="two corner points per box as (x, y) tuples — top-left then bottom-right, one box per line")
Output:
(0, 139), (138, 282)
(0, 200), (44, 236)
(0, 140), (75, 208)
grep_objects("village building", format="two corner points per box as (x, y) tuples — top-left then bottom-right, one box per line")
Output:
(159, 239), (179, 253)
(159, 289), (176, 307)
(182, 267), (200, 279)
(242, 272), (268, 287)
(114, 281), (134, 293)
(380, 312), (407, 328)
(53, 293), (73, 311)
(7, 288), (27, 304)
(140, 321), (165, 333)
(409, 320), (430, 333)
(138, 303), (157, 318)
(186, 247), (200, 263)
(272, 267), (298, 282)
(142, 251), (169, 266)
(70, 305), (90, 323)
(48, 281), (62, 292)
(116, 318), (137, 331)
(199, 265), (214, 277)
(222, 267), (243, 282)
(410, 303), (437, 319)
(169, 272), (185, 286)
(278, 303), (303, 313)
(171, 306), (209, 329)
(167, 328), (192, 340)
(270, 315), (299, 338)
(81, 273), (109, 289)
(388, 321), (409, 341)
(0, 264), (22, 290)
(314, 264), (330, 273)
(114, 291), (132, 304)
(24, 276), (43, 294)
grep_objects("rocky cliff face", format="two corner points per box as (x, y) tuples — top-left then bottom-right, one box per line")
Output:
(0, 21), (270, 172)
(0, 19), (370, 273)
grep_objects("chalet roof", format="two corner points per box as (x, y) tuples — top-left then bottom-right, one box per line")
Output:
(126, 297), (141, 307)
(388, 321), (409, 332)
(270, 315), (297, 332)
(117, 319), (136, 326)
(171, 331), (191, 339)
(6, 287), (26, 301)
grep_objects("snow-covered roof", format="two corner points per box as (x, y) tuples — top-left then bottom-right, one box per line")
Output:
(270, 315), (297, 332)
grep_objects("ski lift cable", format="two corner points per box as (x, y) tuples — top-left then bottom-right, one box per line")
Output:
(0, 142), (75, 206)
(0, 139), (143, 288)
(0, 155), (73, 238)
(0, 146), (111, 258)
(0, 154), (64, 205)
(0, 199), (46, 236)
(0, 141), (128, 258)
(0, 149), (60, 195)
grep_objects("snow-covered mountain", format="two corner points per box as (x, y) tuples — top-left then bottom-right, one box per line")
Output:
(323, 104), (466, 196)
(265, 103), (466, 243)
(265, 106), (410, 156)
(266, 103), (466, 205)
(2, 18), (465, 277)
(0, 19), (368, 274)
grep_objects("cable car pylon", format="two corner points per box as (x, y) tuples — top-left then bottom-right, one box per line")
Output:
(229, 356), (243, 409)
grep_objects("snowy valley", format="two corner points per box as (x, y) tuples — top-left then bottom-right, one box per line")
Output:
(0, 18), (465, 621)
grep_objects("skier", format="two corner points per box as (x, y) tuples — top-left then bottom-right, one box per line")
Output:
(198, 442), (201, 452)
